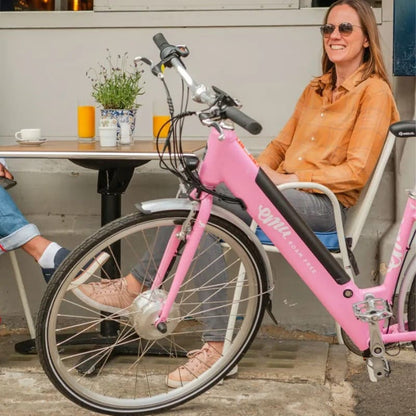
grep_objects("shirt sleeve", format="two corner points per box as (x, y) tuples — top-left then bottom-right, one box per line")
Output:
(296, 83), (399, 196)
(0, 158), (7, 168)
(257, 86), (308, 168)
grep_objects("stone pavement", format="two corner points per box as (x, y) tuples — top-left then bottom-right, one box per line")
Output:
(0, 328), (414, 416)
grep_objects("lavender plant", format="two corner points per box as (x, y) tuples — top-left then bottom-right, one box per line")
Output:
(87, 50), (145, 109)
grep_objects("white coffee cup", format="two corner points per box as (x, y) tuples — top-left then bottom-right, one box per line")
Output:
(99, 126), (117, 147)
(15, 128), (42, 141)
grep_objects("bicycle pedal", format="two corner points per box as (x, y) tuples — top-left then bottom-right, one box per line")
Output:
(366, 357), (390, 382)
(353, 295), (392, 322)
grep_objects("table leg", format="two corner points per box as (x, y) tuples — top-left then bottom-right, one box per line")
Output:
(97, 167), (134, 337)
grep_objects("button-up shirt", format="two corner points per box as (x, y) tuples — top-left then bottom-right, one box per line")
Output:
(257, 67), (399, 207)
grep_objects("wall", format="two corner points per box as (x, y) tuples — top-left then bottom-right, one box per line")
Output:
(0, 3), (411, 335)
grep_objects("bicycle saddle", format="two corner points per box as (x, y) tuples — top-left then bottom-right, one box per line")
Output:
(389, 120), (416, 138)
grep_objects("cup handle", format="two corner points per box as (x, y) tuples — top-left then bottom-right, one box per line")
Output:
(15, 131), (22, 140)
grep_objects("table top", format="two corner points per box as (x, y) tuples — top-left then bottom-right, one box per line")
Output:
(0, 139), (206, 160)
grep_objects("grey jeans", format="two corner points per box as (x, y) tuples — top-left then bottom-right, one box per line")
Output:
(131, 185), (347, 342)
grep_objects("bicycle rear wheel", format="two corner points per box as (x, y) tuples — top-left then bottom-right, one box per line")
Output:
(36, 209), (270, 415)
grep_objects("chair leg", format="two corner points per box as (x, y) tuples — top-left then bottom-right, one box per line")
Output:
(9, 251), (36, 339)
(335, 322), (344, 344)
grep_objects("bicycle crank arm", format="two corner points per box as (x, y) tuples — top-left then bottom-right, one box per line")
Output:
(366, 356), (391, 382)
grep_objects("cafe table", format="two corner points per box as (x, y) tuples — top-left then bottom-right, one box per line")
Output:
(0, 139), (205, 225)
(0, 138), (205, 355)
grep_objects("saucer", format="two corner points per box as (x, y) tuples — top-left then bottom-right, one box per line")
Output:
(17, 138), (47, 146)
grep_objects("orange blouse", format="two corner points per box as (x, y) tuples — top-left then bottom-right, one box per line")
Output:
(257, 67), (399, 207)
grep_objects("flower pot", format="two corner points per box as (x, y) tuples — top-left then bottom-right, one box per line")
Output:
(100, 109), (137, 144)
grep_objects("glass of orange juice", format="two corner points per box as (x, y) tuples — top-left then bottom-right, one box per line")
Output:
(77, 104), (95, 142)
(152, 100), (171, 142)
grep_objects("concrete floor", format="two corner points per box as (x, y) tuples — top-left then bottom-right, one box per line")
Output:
(1, 326), (414, 416)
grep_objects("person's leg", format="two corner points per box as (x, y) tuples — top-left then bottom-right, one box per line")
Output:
(0, 187), (40, 252)
(280, 188), (347, 232)
(0, 187), (68, 282)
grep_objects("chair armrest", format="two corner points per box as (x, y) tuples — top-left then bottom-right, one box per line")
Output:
(276, 182), (350, 264)
(250, 181), (354, 278)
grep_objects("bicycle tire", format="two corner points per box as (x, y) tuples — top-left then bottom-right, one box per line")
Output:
(408, 272), (416, 351)
(36, 209), (269, 415)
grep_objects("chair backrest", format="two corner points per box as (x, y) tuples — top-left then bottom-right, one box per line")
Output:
(343, 131), (396, 250)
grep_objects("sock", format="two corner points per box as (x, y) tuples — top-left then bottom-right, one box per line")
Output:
(37, 242), (62, 269)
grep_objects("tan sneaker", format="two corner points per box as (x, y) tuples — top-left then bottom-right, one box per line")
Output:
(67, 252), (110, 291)
(166, 343), (222, 388)
(73, 277), (138, 315)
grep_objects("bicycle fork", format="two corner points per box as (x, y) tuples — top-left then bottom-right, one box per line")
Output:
(152, 194), (213, 334)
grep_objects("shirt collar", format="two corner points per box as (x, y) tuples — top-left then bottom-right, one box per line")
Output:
(312, 64), (367, 93)
(338, 64), (367, 91)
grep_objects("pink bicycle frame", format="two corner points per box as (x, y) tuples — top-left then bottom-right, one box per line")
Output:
(154, 126), (416, 351)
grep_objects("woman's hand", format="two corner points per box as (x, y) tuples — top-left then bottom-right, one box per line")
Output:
(0, 163), (14, 180)
(260, 164), (298, 185)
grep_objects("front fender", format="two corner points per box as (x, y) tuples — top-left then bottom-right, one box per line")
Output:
(136, 198), (274, 292)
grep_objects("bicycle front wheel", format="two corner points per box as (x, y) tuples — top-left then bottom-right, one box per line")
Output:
(36, 209), (270, 415)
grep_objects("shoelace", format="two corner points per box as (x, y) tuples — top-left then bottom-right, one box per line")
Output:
(87, 278), (126, 293)
(181, 345), (220, 372)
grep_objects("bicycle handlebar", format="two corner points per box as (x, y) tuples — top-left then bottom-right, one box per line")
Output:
(153, 33), (262, 135)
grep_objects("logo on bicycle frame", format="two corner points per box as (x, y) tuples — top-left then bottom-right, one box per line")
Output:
(258, 205), (292, 239)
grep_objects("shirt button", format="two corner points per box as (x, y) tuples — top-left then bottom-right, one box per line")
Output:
(298, 156), (303, 161)
(320, 113), (324, 117)
(311, 137), (315, 141)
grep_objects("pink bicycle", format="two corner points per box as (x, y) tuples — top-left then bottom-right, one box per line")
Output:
(37, 34), (416, 415)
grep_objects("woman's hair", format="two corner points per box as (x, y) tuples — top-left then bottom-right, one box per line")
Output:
(321, 0), (391, 87)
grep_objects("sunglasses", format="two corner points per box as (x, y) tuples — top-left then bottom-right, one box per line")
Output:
(320, 22), (362, 37)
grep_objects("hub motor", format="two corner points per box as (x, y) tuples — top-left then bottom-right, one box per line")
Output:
(129, 289), (181, 339)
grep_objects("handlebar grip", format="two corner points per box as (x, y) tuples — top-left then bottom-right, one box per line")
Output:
(224, 107), (262, 135)
(153, 33), (173, 60)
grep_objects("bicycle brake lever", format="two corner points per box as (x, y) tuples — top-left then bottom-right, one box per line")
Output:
(134, 56), (153, 66)
(199, 114), (224, 139)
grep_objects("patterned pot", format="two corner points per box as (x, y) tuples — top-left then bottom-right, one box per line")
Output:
(100, 109), (137, 144)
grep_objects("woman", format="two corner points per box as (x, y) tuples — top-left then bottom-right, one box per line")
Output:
(75, 0), (399, 387)
(258, 0), (399, 229)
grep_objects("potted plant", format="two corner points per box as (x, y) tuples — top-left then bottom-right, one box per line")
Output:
(87, 50), (145, 143)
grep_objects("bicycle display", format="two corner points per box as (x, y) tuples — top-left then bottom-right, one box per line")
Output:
(36, 34), (416, 415)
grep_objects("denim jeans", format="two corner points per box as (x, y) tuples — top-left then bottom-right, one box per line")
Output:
(0, 187), (40, 254)
(130, 185), (347, 342)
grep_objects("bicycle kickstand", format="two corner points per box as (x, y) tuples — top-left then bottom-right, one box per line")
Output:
(353, 294), (393, 382)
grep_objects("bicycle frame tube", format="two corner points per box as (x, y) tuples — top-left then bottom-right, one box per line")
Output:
(150, 224), (182, 290)
(196, 127), (416, 350)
